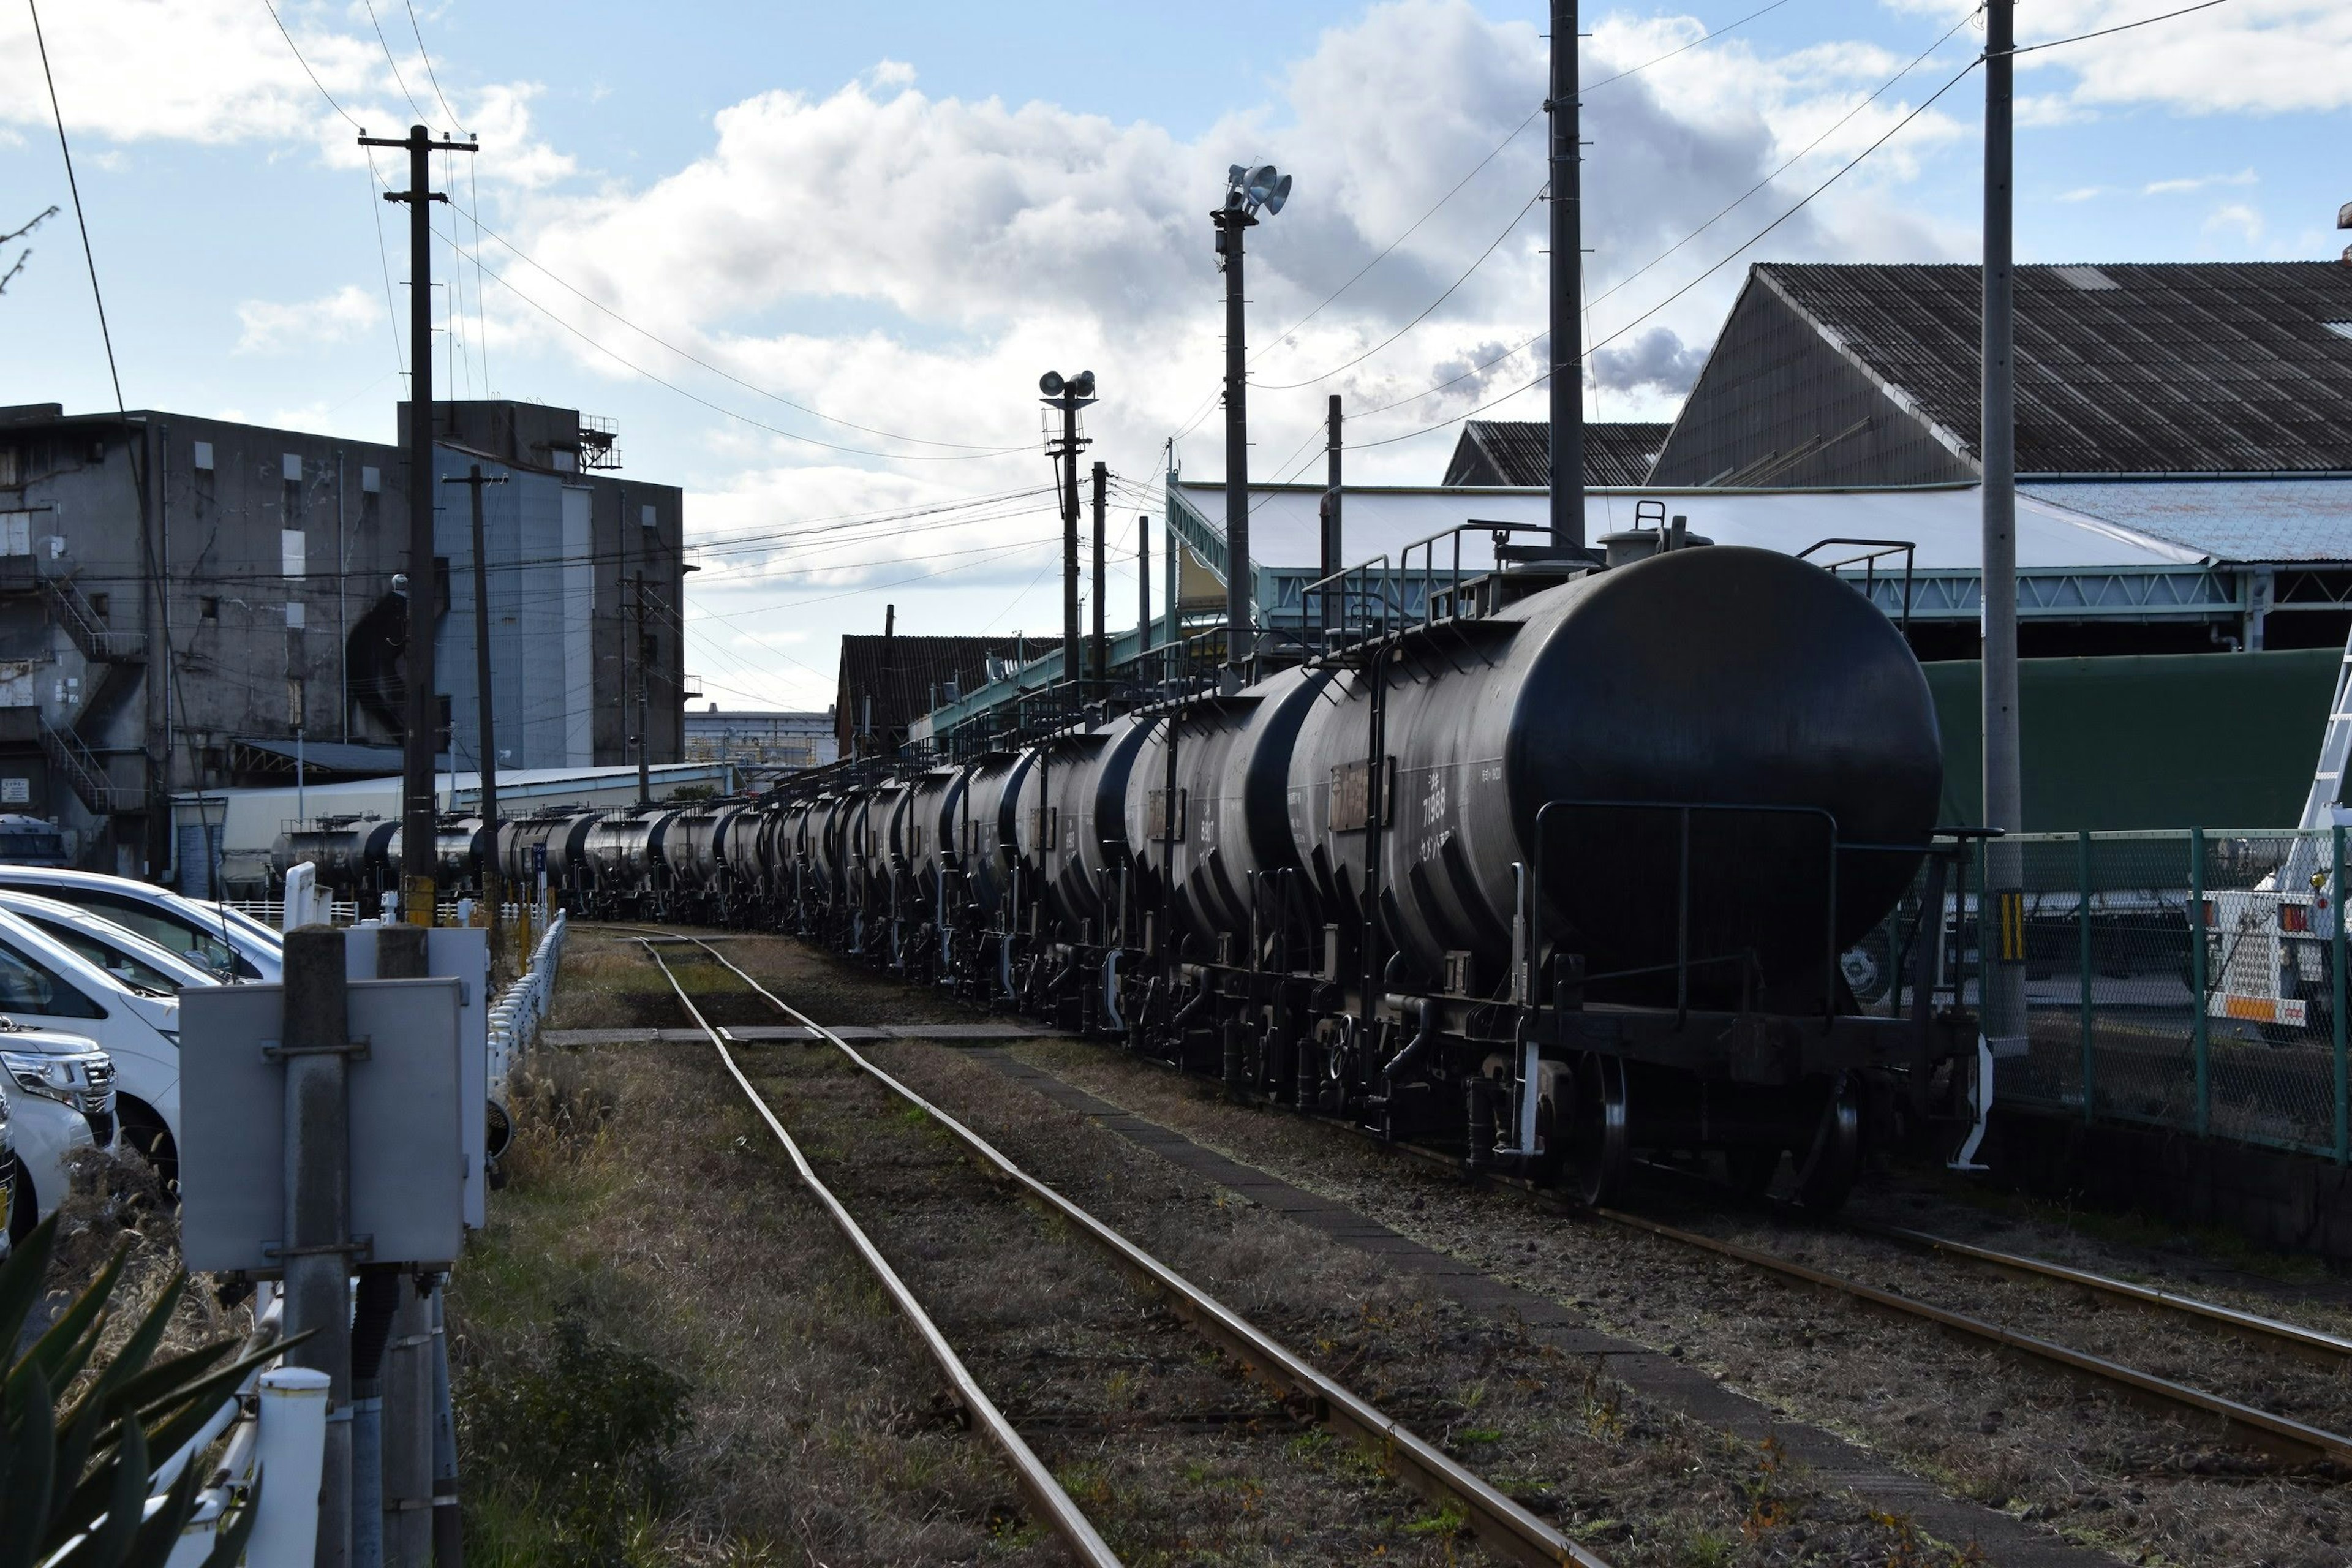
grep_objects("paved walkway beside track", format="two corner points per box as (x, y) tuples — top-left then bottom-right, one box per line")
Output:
(969, 1047), (2119, 1568)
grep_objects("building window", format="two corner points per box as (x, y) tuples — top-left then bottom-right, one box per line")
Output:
(87, 592), (107, 619)
(281, 529), (306, 578)
(282, 453), (303, 482)
(285, 600), (305, 630)
(192, 440), (214, 471)
(200, 596), (219, 620)
(0, 511), (31, 556)
(201, 746), (224, 777)
(640, 503), (656, 530)
(361, 464), (382, 493)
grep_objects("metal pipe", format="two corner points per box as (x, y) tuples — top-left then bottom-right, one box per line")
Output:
(281, 927), (355, 1568)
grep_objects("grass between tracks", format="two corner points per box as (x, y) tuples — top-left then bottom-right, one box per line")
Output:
(456, 928), (2032, 1566)
(447, 929), (1055, 1566)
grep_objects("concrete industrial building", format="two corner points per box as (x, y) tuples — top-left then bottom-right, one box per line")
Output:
(684, 705), (837, 773)
(0, 398), (687, 875)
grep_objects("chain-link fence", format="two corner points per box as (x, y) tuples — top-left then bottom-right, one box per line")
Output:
(1846, 829), (2352, 1163)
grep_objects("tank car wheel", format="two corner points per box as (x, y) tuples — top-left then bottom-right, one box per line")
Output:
(1795, 1074), (1862, 1212)
(1564, 1054), (1629, 1208)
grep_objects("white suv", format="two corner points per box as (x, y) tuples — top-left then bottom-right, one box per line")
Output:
(1, 1020), (115, 1244)
(0, 909), (183, 1182)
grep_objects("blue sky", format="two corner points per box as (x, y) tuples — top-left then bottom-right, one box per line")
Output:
(2, 1), (2346, 707)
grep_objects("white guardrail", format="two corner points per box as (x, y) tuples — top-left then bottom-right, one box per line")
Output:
(489, 909), (567, 1093)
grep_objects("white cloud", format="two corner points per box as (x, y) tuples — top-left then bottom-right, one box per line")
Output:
(0, 0), (570, 186)
(2057, 186), (2108, 203)
(2143, 168), (2258, 196)
(2203, 202), (2264, 244)
(235, 284), (380, 355)
(1892, 0), (2352, 116)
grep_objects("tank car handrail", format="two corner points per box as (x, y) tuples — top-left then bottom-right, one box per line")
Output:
(1796, 537), (1917, 635)
(1530, 798), (1850, 1025)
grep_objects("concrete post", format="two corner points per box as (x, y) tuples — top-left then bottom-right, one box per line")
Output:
(377, 925), (435, 1567)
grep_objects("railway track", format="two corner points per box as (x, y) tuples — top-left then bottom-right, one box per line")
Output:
(631, 933), (1603, 1568)
(1330, 1120), (2352, 1474)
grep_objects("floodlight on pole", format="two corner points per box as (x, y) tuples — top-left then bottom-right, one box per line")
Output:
(1040, 369), (1098, 687)
(1212, 160), (1295, 686)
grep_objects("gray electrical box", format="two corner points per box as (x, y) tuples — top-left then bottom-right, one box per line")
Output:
(179, 976), (466, 1275)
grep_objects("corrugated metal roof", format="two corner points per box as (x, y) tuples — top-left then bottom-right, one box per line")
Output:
(1758, 262), (2352, 474)
(2020, 477), (2352, 562)
(1441, 420), (1670, 486)
(836, 633), (1062, 750)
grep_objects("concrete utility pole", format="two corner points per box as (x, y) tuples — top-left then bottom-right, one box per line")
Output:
(1322, 394), (1343, 635)
(362, 124), (477, 926)
(1548, 0), (1585, 552)
(1215, 203), (1256, 684)
(1137, 516), (1153, 654)
(1090, 461), (1107, 685)
(445, 464), (507, 970)
(279, 927), (355, 1568)
(1038, 372), (1095, 687)
(633, 571), (650, 807)
(1981, 0), (2024, 1050)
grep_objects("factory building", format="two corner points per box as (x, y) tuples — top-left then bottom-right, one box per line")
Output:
(0, 398), (687, 875)
(684, 705), (838, 773)
(836, 625), (1061, 760)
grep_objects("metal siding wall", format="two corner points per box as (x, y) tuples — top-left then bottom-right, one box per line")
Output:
(561, 486), (595, 767)
(1923, 649), (2340, 831)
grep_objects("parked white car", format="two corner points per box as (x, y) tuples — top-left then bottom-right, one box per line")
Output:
(0, 908), (183, 1182)
(1, 1020), (115, 1245)
(0, 891), (225, 995)
(0, 867), (282, 982)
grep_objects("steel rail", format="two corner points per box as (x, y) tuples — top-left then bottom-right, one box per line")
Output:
(1302, 1110), (2352, 1466)
(634, 941), (1123, 1568)
(1626, 1154), (2352, 1372)
(1844, 1219), (2352, 1370)
(679, 935), (1600, 1568)
(1589, 1204), (2352, 1466)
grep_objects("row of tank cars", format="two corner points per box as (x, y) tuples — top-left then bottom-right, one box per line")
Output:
(274, 541), (1986, 1207)
(0, 863), (286, 1252)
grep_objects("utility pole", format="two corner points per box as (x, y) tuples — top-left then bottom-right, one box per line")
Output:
(1090, 461), (1107, 687)
(1038, 371), (1095, 687)
(1216, 203), (1254, 687)
(362, 124), (478, 927)
(445, 464), (508, 970)
(1981, 0), (2024, 1058)
(1322, 394), (1343, 635)
(633, 570), (650, 807)
(1137, 516), (1153, 653)
(1548, 0), (1585, 553)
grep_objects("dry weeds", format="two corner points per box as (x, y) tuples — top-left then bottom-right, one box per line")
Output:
(699, 932), (1985, 1566)
(448, 1038), (1060, 1566)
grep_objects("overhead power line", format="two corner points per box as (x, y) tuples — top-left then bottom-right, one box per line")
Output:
(401, 0), (463, 127)
(1345, 51), (1981, 453)
(2010, 0), (2230, 55)
(360, 0), (431, 124)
